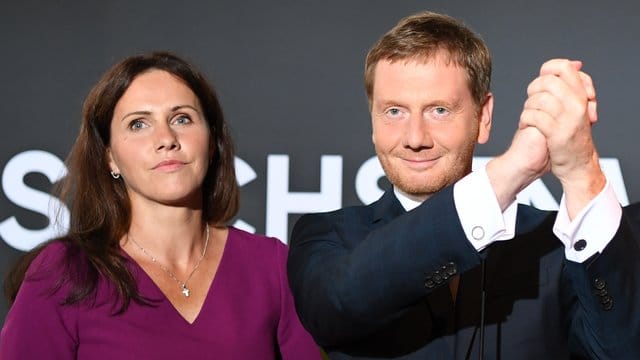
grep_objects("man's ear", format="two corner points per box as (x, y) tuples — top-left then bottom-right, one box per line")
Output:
(477, 93), (493, 144)
(370, 113), (377, 146)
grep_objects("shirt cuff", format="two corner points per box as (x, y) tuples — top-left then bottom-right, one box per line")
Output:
(453, 167), (517, 252)
(553, 180), (622, 263)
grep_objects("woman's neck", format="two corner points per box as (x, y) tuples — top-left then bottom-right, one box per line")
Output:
(124, 199), (209, 267)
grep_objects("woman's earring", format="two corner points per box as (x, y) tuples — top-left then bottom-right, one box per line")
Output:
(110, 171), (121, 179)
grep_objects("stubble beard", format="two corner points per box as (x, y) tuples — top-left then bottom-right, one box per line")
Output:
(377, 145), (475, 199)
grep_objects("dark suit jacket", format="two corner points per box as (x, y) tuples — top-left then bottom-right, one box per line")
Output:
(288, 185), (640, 359)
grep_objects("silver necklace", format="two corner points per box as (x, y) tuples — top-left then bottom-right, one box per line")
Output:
(129, 225), (209, 297)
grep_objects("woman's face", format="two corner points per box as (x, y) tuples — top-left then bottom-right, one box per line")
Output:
(107, 69), (212, 208)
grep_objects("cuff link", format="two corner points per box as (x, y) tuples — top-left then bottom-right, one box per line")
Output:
(573, 239), (587, 251)
(471, 226), (485, 240)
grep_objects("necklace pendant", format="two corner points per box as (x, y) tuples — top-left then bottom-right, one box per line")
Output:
(181, 285), (190, 297)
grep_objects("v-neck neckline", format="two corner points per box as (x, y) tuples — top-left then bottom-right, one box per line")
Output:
(124, 227), (232, 325)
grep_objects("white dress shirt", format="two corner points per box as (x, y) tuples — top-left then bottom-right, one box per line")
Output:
(394, 166), (622, 263)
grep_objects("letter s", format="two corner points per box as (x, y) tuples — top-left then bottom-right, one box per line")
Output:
(0, 150), (69, 251)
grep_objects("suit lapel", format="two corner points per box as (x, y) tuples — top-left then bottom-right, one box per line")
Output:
(371, 188), (406, 225)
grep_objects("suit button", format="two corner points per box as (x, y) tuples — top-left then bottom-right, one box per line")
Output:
(593, 278), (606, 290)
(446, 262), (457, 276)
(603, 300), (614, 311)
(600, 295), (613, 305)
(433, 273), (443, 284)
(440, 265), (449, 279)
(595, 288), (608, 297)
(424, 275), (435, 289)
(573, 239), (587, 251)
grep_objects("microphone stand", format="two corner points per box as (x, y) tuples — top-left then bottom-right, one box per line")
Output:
(479, 258), (486, 360)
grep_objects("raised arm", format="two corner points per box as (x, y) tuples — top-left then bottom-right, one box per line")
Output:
(520, 59), (604, 218)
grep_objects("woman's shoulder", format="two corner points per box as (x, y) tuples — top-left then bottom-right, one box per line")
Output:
(23, 237), (92, 290)
(26, 239), (72, 276)
(7, 238), (77, 307)
(225, 227), (289, 269)
(227, 226), (287, 252)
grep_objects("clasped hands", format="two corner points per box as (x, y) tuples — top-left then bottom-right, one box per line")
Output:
(517, 59), (606, 217)
(489, 59), (606, 217)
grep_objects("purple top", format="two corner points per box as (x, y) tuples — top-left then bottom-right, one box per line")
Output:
(0, 227), (321, 359)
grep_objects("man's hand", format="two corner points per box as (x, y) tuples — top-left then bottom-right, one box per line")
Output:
(520, 59), (606, 219)
(486, 121), (550, 211)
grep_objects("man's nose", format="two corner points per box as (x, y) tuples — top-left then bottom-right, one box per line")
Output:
(403, 114), (433, 150)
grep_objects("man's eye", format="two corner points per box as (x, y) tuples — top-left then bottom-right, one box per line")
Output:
(434, 107), (448, 115)
(385, 108), (405, 118)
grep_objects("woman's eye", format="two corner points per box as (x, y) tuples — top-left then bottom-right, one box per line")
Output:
(174, 115), (192, 125)
(129, 119), (147, 130)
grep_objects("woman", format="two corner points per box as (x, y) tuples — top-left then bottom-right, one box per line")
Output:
(0, 52), (321, 359)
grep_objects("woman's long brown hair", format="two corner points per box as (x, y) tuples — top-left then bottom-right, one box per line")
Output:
(4, 52), (239, 313)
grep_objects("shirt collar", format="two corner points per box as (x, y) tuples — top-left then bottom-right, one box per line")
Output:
(393, 187), (424, 211)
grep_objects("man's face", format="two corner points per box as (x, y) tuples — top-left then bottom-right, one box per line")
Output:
(370, 54), (493, 200)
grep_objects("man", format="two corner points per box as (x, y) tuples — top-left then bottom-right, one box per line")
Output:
(287, 11), (640, 359)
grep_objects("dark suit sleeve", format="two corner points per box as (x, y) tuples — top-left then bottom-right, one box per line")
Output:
(287, 186), (482, 346)
(561, 203), (640, 358)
